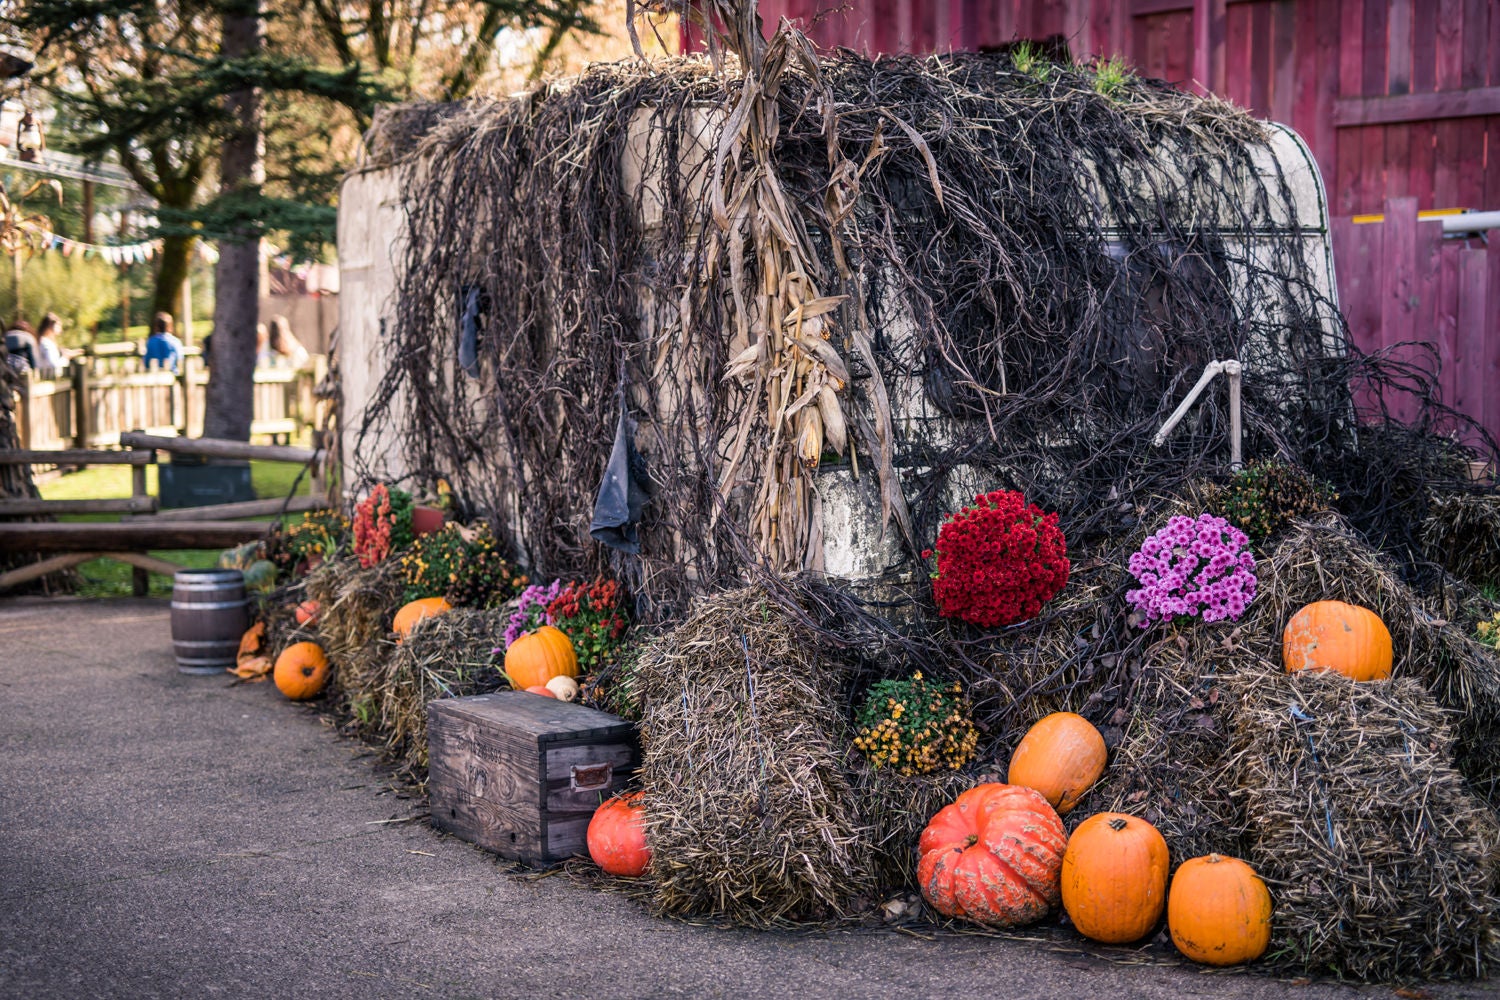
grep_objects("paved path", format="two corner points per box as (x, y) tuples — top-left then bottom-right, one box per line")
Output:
(0, 598), (1489, 1000)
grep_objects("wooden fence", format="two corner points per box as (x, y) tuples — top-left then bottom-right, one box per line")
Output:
(1333, 197), (1500, 442)
(11, 354), (324, 453)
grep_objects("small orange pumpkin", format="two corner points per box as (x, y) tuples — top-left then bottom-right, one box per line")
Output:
(273, 641), (330, 700)
(524, 684), (557, 698)
(1061, 812), (1170, 944)
(1008, 712), (1107, 815)
(1168, 854), (1272, 966)
(505, 625), (579, 689)
(916, 783), (1068, 927)
(294, 599), (321, 627)
(1282, 600), (1392, 681)
(393, 596), (452, 639)
(588, 791), (651, 877)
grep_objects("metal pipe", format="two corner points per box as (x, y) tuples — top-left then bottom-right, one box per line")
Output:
(1442, 211), (1500, 233)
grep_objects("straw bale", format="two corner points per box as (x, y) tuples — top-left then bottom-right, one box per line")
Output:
(346, 607), (510, 782)
(1423, 491), (1500, 586)
(1229, 665), (1500, 980)
(307, 557), (403, 700)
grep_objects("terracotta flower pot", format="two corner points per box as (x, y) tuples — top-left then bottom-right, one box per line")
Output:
(411, 505), (446, 537)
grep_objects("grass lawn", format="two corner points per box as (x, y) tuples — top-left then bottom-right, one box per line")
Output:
(39, 459), (312, 598)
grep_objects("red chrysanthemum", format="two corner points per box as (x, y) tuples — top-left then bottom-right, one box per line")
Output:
(929, 490), (1070, 628)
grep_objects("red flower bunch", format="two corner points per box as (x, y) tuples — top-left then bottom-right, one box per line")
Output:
(547, 577), (629, 670)
(926, 490), (1069, 628)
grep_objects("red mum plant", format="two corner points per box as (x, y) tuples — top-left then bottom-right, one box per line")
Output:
(926, 490), (1070, 628)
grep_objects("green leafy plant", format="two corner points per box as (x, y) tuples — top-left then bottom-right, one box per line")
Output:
(400, 522), (525, 606)
(1212, 460), (1337, 543)
(853, 672), (980, 775)
(1092, 56), (1132, 98)
(547, 577), (629, 672)
(1009, 40), (1054, 82)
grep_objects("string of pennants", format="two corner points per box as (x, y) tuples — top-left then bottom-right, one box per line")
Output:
(34, 232), (222, 265)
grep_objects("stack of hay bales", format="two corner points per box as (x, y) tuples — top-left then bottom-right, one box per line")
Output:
(305, 558), (403, 699)
(1422, 492), (1500, 588)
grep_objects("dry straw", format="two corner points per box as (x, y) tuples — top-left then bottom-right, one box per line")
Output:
(634, 585), (974, 924)
(1423, 492), (1500, 588)
(306, 558), (403, 701)
(1229, 666), (1500, 980)
(345, 607), (510, 783)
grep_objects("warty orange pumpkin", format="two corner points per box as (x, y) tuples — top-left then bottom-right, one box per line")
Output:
(1168, 854), (1272, 966)
(588, 791), (651, 877)
(1282, 600), (1392, 681)
(1007, 712), (1107, 814)
(273, 641), (330, 700)
(916, 782), (1068, 927)
(505, 625), (579, 689)
(1061, 812), (1169, 943)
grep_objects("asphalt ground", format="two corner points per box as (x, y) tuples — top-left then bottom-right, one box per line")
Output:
(1, 597), (1492, 1000)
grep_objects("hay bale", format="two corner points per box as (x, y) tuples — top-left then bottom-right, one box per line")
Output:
(1423, 492), (1500, 586)
(1258, 517), (1500, 801)
(1229, 666), (1500, 980)
(307, 557), (403, 699)
(635, 587), (875, 924)
(1090, 631), (1248, 863)
(349, 607), (510, 782)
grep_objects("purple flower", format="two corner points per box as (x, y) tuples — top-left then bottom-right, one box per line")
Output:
(503, 578), (563, 648)
(1126, 513), (1258, 628)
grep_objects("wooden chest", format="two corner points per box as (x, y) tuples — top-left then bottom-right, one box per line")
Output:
(426, 692), (638, 865)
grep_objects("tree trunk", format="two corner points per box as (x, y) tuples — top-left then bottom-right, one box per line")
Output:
(203, 1), (264, 443)
(150, 233), (197, 326)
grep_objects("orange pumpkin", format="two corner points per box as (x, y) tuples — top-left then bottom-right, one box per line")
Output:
(1062, 813), (1169, 943)
(916, 783), (1068, 927)
(588, 791), (651, 877)
(1168, 854), (1272, 966)
(294, 599), (321, 627)
(505, 625), (579, 689)
(1282, 600), (1392, 681)
(1008, 712), (1107, 815)
(393, 596), (452, 639)
(524, 684), (557, 698)
(273, 641), (331, 700)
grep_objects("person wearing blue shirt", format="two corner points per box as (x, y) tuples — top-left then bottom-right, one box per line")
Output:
(143, 312), (184, 373)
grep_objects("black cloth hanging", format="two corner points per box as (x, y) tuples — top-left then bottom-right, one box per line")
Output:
(458, 285), (483, 379)
(589, 395), (650, 554)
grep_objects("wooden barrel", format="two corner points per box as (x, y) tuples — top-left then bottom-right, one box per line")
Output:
(170, 569), (250, 674)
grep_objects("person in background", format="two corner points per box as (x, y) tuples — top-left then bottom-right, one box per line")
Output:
(255, 323), (274, 368)
(35, 312), (67, 372)
(143, 312), (183, 373)
(4, 318), (37, 372)
(200, 332), (213, 368)
(267, 314), (310, 370)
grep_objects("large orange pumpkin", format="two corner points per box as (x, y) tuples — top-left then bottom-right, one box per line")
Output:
(393, 596), (452, 639)
(1061, 812), (1170, 943)
(916, 783), (1068, 927)
(1007, 712), (1107, 815)
(588, 791), (651, 877)
(273, 641), (331, 700)
(1282, 600), (1392, 681)
(505, 625), (579, 689)
(1168, 854), (1272, 966)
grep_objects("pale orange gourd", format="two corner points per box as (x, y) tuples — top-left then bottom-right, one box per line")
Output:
(1282, 600), (1392, 681)
(1008, 712), (1107, 814)
(294, 599), (321, 627)
(1168, 854), (1272, 966)
(393, 596), (452, 639)
(273, 641), (330, 700)
(1061, 812), (1170, 944)
(524, 684), (557, 698)
(505, 625), (579, 689)
(916, 783), (1068, 928)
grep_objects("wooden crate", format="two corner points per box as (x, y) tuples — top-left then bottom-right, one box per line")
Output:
(426, 691), (637, 865)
